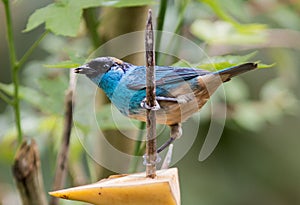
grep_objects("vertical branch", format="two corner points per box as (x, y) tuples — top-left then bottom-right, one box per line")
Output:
(50, 70), (75, 205)
(12, 139), (47, 205)
(145, 9), (157, 178)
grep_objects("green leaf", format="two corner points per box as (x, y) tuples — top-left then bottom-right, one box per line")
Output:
(0, 83), (11, 96)
(191, 20), (267, 45)
(44, 61), (81, 69)
(44, 53), (85, 68)
(0, 82), (46, 111)
(37, 75), (68, 114)
(194, 0), (267, 45)
(196, 52), (257, 71)
(172, 52), (273, 71)
(24, 0), (104, 36)
(68, 52), (86, 64)
(102, 0), (156, 7)
(172, 51), (275, 71)
(24, 0), (156, 36)
(171, 59), (193, 67)
(200, 0), (239, 26)
(200, 0), (267, 31)
(256, 62), (275, 69)
(0, 75), (68, 114)
(232, 102), (265, 131)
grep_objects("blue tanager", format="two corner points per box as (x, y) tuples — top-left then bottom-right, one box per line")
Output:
(75, 57), (257, 153)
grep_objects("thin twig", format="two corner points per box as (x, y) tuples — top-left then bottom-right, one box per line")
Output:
(50, 70), (76, 205)
(129, 2), (169, 173)
(145, 9), (157, 178)
(12, 139), (47, 205)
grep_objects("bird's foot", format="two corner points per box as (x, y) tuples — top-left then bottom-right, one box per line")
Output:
(142, 153), (161, 166)
(157, 137), (175, 153)
(140, 98), (161, 110)
(170, 123), (182, 139)
(157, 123), (182, 153)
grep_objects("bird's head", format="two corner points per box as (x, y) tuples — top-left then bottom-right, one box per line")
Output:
(75, 57), (124, 78)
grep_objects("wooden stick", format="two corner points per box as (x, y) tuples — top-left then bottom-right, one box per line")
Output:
(12, 139), (47, 205)
(145, 9), (157, 178)
(50, 70), (75, 205)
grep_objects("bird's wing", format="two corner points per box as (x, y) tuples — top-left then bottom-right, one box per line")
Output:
(126, 66), (211, 90)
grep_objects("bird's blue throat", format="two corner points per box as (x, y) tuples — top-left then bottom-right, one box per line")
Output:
(100, 74), (123, 98)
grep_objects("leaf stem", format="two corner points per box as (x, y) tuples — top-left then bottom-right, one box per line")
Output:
(18, 30), (49, 68)
(0, 91), (13, 105)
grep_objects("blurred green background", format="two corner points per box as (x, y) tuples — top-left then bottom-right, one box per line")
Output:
(0, 0), (299, 204)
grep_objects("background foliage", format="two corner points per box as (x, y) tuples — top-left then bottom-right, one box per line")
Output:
(0, 0), (300, 204)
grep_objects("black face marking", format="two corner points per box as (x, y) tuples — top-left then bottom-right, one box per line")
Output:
(75, 57), (133, 77)
(87, 57), (116, 73)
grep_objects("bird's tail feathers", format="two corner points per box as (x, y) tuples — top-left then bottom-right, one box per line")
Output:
(214, 63), (257, 82)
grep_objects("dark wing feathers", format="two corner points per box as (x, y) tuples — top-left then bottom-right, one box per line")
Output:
(126, 66), (211, 90)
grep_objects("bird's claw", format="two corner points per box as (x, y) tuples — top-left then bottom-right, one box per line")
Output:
(140, 99), (161, 110)
(143, 153), (161, 166)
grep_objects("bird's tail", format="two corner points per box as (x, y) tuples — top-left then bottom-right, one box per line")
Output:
(214, 63), (257, 82)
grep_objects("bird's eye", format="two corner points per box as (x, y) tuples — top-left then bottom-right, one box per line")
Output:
(103, 64), (111, 70)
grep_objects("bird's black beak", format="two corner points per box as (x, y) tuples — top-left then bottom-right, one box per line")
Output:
(74, 65), (97, 75)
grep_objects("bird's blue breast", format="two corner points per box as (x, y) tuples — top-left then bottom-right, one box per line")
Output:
(98, 71), (124, 99)
(94, 67), (142, 116)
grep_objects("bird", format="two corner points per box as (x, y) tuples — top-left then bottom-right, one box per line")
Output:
(75, 57), (257, 153)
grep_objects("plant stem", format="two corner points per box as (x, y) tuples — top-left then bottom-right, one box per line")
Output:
(159, 1), (188, 64)
(83, 8), (101, 48)
(3, 0), (22, 143)
(155, 0), (168, 64)
(3, 0), (17, 66)
(129, 2), (168, 174)
(3, 0), (48, 144)
(128, 121), (146, 173)
(174, 1), (188, 35)
(145, 10), (157, 178)
(12, 69), (22, 144)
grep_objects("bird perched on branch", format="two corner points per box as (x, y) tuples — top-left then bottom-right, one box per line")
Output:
(75, 57), (257, 153)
